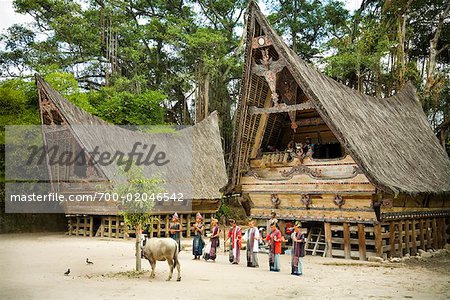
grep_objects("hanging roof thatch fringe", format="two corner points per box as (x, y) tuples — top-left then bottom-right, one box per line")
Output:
(36, 75), (228, 200)
(229, 1), (450, 195)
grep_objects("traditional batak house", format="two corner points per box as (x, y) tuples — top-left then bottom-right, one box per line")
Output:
(36, 75), (227, 239)
(226, 1), (450, 260)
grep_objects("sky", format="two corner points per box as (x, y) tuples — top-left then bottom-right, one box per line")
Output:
(0, 0), (363, 34)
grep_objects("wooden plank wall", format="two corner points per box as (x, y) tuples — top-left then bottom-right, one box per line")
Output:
(319, 216), (449, 260)
(385, 217), (449, 258)
(67, 213), (216, 239)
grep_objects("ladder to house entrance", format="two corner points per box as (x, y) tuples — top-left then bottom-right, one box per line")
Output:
(305, 227), (327, 257)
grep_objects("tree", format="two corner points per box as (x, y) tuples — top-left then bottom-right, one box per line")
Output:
(266, 0), (349, 61)
(113, 165), (164, 271)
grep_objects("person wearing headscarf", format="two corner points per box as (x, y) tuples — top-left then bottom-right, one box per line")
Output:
(226, 219), (242, 264)
(169, 212), (182, 252)
(291, 221), (306, 275)
(266, 223), (282, 272)
(204, 218), (220, 261)
(192, 212), (204, 260)
(243, 219), (261, 267)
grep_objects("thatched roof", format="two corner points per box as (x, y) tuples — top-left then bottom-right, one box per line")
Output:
(229, 1), (450, 195)
(36, 75), (228, 200)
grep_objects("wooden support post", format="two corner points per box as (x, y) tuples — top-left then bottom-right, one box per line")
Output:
(426, 219), (432, 249)
(432, 218), (438, 250)
(115, 216), (120, 239)
(89, 216), (93, 237)
(419, 219), (425, 250)
(440, 218), (447, 248)
(83, 216), (87, 237)
(343, 222), (351, 259)
(100, 218), (105, 238)
(68, 218), (72, 236)
(398, 221), (403, 257)
(180, 214), (184, 238)
(374, 223), (383, 258)
(324, 222), (332, 258)
(76, 216), (80, 236)
(165, 215), (169, 238)
(187, 214), (191, 238)
(357, 224), (366, 261)
(157, 215), (161, 237)
(404, 220), (410, 256)
(108, 216), (112, 238)
(389, 221), (396, 257)
(411, 220), (417, 256)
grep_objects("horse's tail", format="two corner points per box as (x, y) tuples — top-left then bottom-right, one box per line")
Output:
(173, 241), (179, 267)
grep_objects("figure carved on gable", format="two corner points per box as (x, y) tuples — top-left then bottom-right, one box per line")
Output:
(301, 194), (312, 209)
(271, 193), (281, 209)
(252, 48), (286, 107)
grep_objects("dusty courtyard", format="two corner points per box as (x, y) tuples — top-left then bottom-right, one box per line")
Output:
(0, 233), (449, 300)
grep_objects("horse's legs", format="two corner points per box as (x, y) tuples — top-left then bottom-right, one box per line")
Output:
(166, 258), (174, 281)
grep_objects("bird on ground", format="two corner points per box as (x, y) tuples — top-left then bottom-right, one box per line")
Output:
(64, 269), (70, 276)
(86, 258), (94, 265)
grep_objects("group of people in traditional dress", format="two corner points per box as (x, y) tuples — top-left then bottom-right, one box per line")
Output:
(168, 212), (306, 276)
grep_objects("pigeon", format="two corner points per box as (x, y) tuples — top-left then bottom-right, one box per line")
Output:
(64, 269), (70, 276)
(86, 258), (94, 265)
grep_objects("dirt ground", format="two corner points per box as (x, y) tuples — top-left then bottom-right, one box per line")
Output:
(0, 233), (449, 300)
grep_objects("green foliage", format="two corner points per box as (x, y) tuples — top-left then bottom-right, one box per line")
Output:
(267, 0), (350, 60)
(112, 164), (164, 230)
(216, 199), (231, 219)
(0, 78), (40, 142)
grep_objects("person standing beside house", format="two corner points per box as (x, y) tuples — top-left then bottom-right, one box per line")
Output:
(226, 219), (242, 264)
(244, 219), (260, 267)
(266, 223), (282, 272)
(291, 221), (306, 276)
(204, 218), (220, 261)
(192, 212), (204, 260)
(267, 211), (279, 230)
(169, 212), (182, 252)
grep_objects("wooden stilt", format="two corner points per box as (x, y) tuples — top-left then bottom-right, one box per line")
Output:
(115, 216), (119, 239)
(404, 220), (410, 256)
(76, 216), (80, 236)
(432, 218), (438, 250)
(165, 215), (169, 238)
(180, 214), (184, 238)
(100, 218), (105, 238)
(411, 220), (417, 255)
(374, 223), (383, 258)
(157, 215), (161, 237)
(357, 223), (366, 261)
(324, 222), (332, 257)
(108, 216), (112, 238)
(83, 216), (87, 237)
(419, 219), (425, 250)
(89, 216), (93, 237)
(187, 214), (191, 238)
(389, 221), (396, 257)
(398, 221), (403, 257)
(68, 218), (72, 236)
(425, 219), (432, 249)
(343, 222), (351, 259)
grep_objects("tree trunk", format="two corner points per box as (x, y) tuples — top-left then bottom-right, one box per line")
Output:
(135, 224), (142, 271)
(425, 4), (450, 94)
